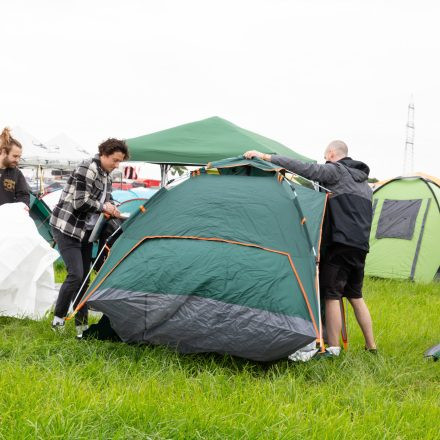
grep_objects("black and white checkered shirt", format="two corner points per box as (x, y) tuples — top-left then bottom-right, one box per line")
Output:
(50, 155), (113, 241)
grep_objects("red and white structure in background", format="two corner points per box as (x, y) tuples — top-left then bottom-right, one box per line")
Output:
(113, 162), (161, 190)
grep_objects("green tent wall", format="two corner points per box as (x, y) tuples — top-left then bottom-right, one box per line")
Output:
(29, 193), (54, 246)
(78, 157), (327, 361)
(365, 175), (440, 283)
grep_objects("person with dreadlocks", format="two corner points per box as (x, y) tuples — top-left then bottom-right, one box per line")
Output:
(0, 127), (30, 208)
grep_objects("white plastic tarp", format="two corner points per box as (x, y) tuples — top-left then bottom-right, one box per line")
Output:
(0, 203), (59, 319)
(42, 189), (63, 211)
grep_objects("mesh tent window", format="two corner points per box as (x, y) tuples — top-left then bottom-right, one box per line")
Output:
(376, 199), (422, 240)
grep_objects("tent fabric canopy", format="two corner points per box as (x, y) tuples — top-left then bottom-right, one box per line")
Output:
(13, 127), (90, 169)
(126, 116), (315, 165)
(79, 157), (326, 361)
(372, 172), (440, 192)
(29, 193), (54, 246)
(365, 174), (440, 283)
(207, 156), (284, 174)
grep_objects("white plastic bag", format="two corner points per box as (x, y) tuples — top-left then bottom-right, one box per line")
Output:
(288, 341), (319, 362)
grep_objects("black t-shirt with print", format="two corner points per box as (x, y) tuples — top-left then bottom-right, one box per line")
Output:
(0, 167), (30, 207)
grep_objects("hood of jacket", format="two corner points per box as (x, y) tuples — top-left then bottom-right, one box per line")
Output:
(337, 157), (370, 182)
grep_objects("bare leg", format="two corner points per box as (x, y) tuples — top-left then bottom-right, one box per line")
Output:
(325, 299), (342, 347)
(348, 298), (376, 349)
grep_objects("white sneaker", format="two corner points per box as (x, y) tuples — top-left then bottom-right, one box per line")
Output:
(51, 316), (65, 332)
(75, 325), (89, 340)
(326, 346), (341, 356)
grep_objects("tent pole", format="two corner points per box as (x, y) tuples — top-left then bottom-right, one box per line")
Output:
(67, 244), (109, 320)
(284, 174), (326, 347)
(315, 262), (325, 352)
(39, 166), (45, 196)
(285, 172), (331, 193)
(66, 224), (123, 321)
(36, 165), (39, 195)
(160, 164), (171, 187)
(284, 178), (315, 250)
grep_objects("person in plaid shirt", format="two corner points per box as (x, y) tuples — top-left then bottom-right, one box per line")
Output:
(50, 138), (129, 337)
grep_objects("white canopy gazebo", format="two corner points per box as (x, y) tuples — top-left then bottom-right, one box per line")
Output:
(12, 127), (91, 169)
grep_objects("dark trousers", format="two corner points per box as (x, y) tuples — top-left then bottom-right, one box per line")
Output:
(52, 228), (93, 326)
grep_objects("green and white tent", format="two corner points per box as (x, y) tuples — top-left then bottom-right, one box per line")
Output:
(77, 157), (327, 361)
(365, 174), (440, 283)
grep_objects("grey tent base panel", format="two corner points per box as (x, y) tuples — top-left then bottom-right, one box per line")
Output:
(88, 289), (317, 362)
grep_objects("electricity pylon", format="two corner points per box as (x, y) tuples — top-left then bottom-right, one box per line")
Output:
(403, 96), (415, 175)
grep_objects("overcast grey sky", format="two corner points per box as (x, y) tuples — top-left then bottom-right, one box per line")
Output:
(2, 0), (439, 179)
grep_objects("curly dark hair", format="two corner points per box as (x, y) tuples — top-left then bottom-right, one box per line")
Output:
(98, 138), (129, 160)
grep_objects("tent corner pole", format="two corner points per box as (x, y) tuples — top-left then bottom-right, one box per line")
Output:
(160, 164), (171, 187)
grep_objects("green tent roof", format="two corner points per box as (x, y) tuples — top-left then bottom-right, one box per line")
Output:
(126, 116), (314, 165)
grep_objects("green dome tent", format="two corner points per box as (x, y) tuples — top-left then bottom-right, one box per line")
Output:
(365, 174), (440, 283)
(75, 157), (327, 361)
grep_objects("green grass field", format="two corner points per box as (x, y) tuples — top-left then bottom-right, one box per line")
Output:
(1, 277), (439, 439)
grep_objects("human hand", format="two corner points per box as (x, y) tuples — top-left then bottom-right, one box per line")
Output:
(112, 207), (123, 219)
(103, 202), (117, 217)
(243, 150), (271, 161)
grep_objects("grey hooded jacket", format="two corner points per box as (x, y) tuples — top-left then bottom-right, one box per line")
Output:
(270, 155), (373, 251)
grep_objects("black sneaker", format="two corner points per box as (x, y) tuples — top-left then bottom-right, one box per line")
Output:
(314, 349), (339, 359)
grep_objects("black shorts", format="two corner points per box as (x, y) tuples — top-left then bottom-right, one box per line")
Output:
(320, 244), (367, 300)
